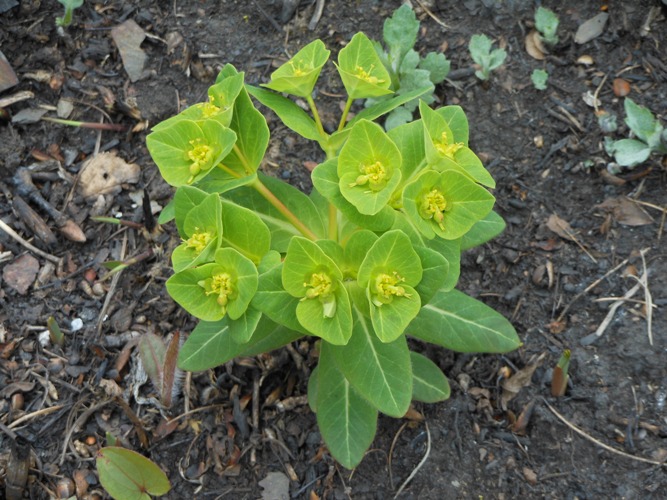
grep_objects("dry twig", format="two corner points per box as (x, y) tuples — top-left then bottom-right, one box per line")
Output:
(0, 218), (61, 264)
(393, 422), (431, 499)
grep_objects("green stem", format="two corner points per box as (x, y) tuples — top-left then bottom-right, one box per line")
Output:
(306, 94), (326, 138)
(42, 117), (126, 131)
(328, 203), (338, 241)
(232, 143), (254, 175)
(251, 178), (319, 241)
(337, 96), (354, 132)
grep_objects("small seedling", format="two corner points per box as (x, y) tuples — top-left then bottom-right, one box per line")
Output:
(535, 6), (559, 46)
(531, 69), (548, 90)
(56, 0), (84, 28)
(469, 34), (507, 81)
(605, 98), (667, 168)
(96, 447), (171, 500)
(551, 349), (570, 397)
(364, 4), (451, 129)
(47, 316), (65, 346)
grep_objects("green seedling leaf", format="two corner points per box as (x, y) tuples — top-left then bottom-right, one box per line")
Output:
(263, 39), (330, 98)
(336, 33), (393, 99)
(147, 119), (237, 187)
(531, 69), (549, 90)
(96, 447), (170, 500)
(56, 0), (84, 27)
(357, 230), (422, 342)
(610, 138), (652, 167)
(317, 342), (378, 469)
(624, 98), (660, 145)
(535, 6), (559, 46)
(469, 34), (507, 81)
(348, 85), (433, 128)
(419, 52), (450, 85)
(282, 237), (352, 344)
(408, 289), (520, 353)
(403, 170), (495, 240)
(47, 316), (65, 346)
(411, 351), (450, 403)
(330, 306), (412, 416)
(382, 3), (419, 69)
(246, 85), (321, 142)
(460, 210), (506, 250)
(551, 349), (571, 397)
(312, 159), (396, 231)
(177, 316), (302, 371)
(220, 199), (270, 264)
(167, 247), (258, 322)
(223, 87), (269, 174)
(338, 120), (402, 215)
(384, 106), (414, 131)
(171, 191), (222, 272)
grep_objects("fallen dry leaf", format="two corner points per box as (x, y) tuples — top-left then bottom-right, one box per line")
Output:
(501, 352), (546, 409)
(78, 152), (141, 199)
(546, 214), (577, 241)
(111, 19), (147, 82)
(595, 197), (653, 226)
(575, 12), (609, 44)
(523, 466), (538, 485)
(2, 254), (40, 295)
(525, 30), (546, 60)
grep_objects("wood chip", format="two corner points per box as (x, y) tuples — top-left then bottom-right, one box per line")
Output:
(575, 13), (609, 44)
(111, 19), (147, 82)
(2, 253), (40, 295)
(0, 49), (18, 92)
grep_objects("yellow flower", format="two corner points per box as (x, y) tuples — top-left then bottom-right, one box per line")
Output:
(199, 269), (237, 315)
(355, 65), (385, 85)
(372, 272), (411, 306)
(303, 270), (337, 318)
(183, 228), (213, 254)
(186, 139), (216, 183)
(349, 160), (389, 191)
(419, 188), (448, 231)
(434, 131), (464, 159)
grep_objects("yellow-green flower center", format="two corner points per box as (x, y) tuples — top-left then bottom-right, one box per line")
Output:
(349, 160), (389, 191)
(290, 62), (312, 77)
(419, 188), (449, 231)
(184, 228), (213, 254)
(200, 102), (221, 118)
(199, 271), (236, 315)
(355, 65), (384, 85)
(372, 272), (410, 306)
(303, 271), (337, 318)
(187, 139), (215, 183)
(434, 131), (464, 159)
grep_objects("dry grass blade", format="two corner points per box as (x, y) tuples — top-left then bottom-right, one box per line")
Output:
(393, 422), (431, 499)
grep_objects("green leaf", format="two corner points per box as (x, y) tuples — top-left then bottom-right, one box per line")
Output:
(97, 447), (170, 500)
(229, 306), (262, 344)
(358, 230), (422, 288)
(408, 289), (520, 353)
(413, 245), (449, 304)
(338, 120), (402, 215)
(262, 40), (330, 98)
(222, 86), (269, 174)
(296, 285), (353, 345)
(317, 342), (378, 469)
(368, 284), (421, 343)
(387, 119), (426, 183)
(436, 105), (469, 146)
(167, 247), (258, 321)
(348, 85), (433, 127)
(171, 192), (222, 272)
(177, 316), (302, 371)
(384, 106), (414, 130)
(246, 84), (321, 141)
(535, 6), (559, 45)
(383, 3), (419, 68)
(460, 210), (506, 251)
(282, 237), (342, 296)
(254, 262), (307, 333)
(146, 119), (237, 187)
(410, 351), (450, 403)
(330, 307), (412, 417)
(194, 169), (257, 195)
(403, 170), (495, 240)
(311, 159), (396, 231)
(307, 364), (319, 413)
(336, 33), (393, 99)
(611, 138), (652, 167)
(220, 199), (270, 264)
(624, 98), (659, 145)
(419, 52), (450, 84)
(172, 185), (209, 236)
(531, 69), (549, 90)
(342, 230), (379, 277)
(157, 199), (175, 225)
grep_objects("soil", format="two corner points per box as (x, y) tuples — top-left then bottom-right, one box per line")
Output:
(1, 1), (667, 499)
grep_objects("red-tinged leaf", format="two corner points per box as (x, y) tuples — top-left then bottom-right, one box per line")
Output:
(96, 447), (170, 500)
(161, 332), (181, 408)
(551, 349), (571, 397)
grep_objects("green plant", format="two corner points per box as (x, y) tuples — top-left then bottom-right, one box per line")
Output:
(605, 98), (667, 168)
(56, 0), (84, 28)
(469, 34), (507, 81)
(146, 32), (520, 468)
(535, 6), (559, 46)
(365, 4), (451, 130)
(531, 69), (548, 90)
(96, 447), (171, 500)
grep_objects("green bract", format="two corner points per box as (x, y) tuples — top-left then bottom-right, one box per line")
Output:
(147, 25), (520, 470)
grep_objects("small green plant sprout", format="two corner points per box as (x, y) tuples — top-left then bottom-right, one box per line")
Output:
(531, 69), (548, 90)
(535, 6), (559, 46)
(47, 316), (65, 346)
(550, 349), (570, 397)
(96, 446), (171, 500)
(146, 29), (520, 468)
(604, 98), (667, 168)
(469, 34), (507, 81)
(365, 4), (451, 129)
(56, 0), (84, 28)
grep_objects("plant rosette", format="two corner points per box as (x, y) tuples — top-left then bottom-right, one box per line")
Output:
(146, 27), (520, 469)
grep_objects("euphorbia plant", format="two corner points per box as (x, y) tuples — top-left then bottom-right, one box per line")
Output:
(146, 32), (520, 468)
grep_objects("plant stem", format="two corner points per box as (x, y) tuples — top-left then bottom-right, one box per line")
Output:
(306, 94), (326, 138)
(337, 96), (354, 132)
(251, 178), (318, 241)
(328, 203), (338, 241)
(231, 143), (254, 175)
(41, 117), (126, 131)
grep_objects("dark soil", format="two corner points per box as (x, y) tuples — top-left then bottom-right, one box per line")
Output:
(1, 1), (667, 499)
